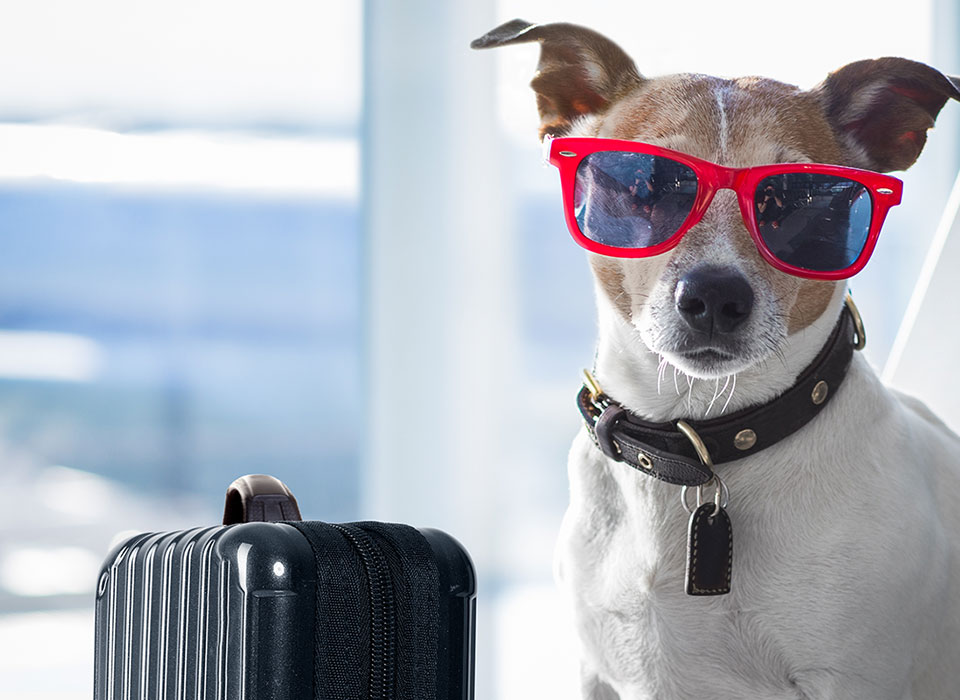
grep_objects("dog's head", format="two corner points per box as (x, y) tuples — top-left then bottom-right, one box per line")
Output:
(474, 20), (959, 382)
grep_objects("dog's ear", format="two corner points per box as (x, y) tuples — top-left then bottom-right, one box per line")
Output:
(471, 19), (643, 140)
(813, 58), (960, 172)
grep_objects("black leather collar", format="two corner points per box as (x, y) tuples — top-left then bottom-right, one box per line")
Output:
(578, 304), (859, 486)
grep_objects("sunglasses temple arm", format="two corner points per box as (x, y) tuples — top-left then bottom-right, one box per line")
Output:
(541, 134), (555, 167)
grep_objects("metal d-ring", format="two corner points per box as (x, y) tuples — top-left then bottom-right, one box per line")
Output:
(677, 420), (728, 517)
(845, 292), (866, 351)
(676, 420), (713, 468)
(680, 474), (729, 516)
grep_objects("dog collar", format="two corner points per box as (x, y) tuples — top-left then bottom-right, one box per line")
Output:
(578, 294), (864, 487)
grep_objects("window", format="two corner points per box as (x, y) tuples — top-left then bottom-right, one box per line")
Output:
(0, 3), (361, 698)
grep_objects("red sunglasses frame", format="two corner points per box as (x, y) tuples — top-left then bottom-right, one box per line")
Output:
(546, 137), (904, 280)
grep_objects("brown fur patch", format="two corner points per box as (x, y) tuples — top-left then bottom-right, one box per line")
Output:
(603, 76), (847, 164)
(591, 259), (631, 320)
(722, 80), (846, 165)
(787, 280), (836, 334)
(603, 76), (723, 154)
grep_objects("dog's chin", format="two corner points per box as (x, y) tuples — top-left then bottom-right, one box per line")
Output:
(662, 346), (765, 380)
(641, 321), (784, 380)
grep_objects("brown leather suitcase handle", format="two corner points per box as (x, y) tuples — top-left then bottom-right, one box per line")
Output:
(223, 474), (302, 525)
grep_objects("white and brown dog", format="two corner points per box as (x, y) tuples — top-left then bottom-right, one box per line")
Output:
(473, 19), (960, 699)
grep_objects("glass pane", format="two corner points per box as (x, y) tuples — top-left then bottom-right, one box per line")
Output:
(755, 173), (871, 271)
(575, 152), (697, 248)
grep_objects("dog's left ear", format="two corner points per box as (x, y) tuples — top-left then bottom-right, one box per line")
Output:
(814, 58), (960, 172)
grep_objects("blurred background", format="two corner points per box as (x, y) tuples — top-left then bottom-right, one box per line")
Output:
(0, 1), (957, 698)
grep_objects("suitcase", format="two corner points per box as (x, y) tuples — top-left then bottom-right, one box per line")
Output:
(93, 474), (476, 700)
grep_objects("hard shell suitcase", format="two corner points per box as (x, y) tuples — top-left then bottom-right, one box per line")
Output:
(93, 474), (476, 700)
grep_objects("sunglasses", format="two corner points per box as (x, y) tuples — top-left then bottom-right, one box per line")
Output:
(545, 137), (903, 280)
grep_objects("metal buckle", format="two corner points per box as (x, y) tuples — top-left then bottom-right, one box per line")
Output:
(845, 292), (866, 351)
(582, 368), (605, 404)
(582, 369), (623, 459)
(677, 420), (727, 516)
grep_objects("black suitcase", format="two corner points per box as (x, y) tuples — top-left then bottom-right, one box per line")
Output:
(93, 474), (476, 700)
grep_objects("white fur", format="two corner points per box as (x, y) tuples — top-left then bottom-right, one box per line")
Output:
(557, 281), (960, 699)
(715, 84), (730, 160)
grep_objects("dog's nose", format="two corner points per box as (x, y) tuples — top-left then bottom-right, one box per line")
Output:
(675, 266), (754, 335)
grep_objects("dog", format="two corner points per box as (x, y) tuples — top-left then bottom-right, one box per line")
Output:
(473, 19), (960, 699)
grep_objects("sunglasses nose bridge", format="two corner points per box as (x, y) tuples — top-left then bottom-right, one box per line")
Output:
(714, 164), (741, 191)
(696, 164), (742, 213)
(695, 165), (754, 236)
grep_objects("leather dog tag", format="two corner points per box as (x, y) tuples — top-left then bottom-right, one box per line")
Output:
(685, 503), (733, 596)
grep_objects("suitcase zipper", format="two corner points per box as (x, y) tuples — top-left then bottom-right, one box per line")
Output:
(330, 524), (397, 700)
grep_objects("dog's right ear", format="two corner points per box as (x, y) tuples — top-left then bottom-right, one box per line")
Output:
(471, 19), (643, 140)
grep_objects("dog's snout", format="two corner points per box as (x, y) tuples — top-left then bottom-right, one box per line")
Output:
(675, 267), (754, 335)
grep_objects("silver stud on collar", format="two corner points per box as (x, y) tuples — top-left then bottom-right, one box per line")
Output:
(734, 429), (757, 451)
(811, 380), (829, 405)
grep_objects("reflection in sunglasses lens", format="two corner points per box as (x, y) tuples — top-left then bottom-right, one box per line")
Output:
(754, 174), (872, 272)
(574, 152), (698, 249)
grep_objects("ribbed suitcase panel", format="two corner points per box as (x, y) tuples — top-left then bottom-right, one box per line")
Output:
(95, 528), (220, 700)
(95, 524), (315, 700)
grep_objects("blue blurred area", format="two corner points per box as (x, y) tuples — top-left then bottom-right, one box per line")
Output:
(0, 184), (361, 521)
(516, 194), (596, 379)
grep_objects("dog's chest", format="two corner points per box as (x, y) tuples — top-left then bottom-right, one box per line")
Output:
(560, 402), (956, 698)
(562, 467), (820, 697)
(561, 432), (761, 683)
(564, 503), (778, 696)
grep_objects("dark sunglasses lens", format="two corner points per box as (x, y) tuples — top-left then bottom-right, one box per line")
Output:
(574, 152), (697, 249)
(754, 174), (872, 272)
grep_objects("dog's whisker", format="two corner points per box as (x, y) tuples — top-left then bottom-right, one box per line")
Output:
(657, 355), (669, 395)
(721, 373), (737, 414)
(673, 366), (681, 396)
(705, 377), (723, 418)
